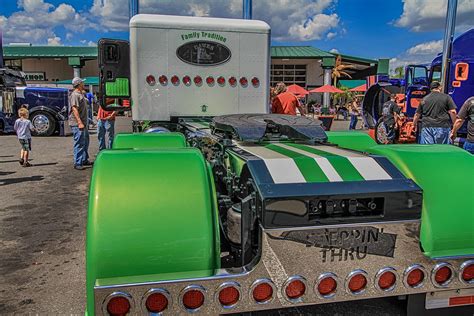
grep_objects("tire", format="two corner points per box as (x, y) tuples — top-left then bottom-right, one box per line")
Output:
(31, 111), (56, 136)
(375, 118), (394, 144)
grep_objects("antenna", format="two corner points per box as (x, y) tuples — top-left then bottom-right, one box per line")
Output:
(441, 0), (458, 93)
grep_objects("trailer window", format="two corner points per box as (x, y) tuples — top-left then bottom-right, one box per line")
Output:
(455, 63), (469, 81)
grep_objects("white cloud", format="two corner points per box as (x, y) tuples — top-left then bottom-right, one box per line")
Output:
(47, 36), (62, 46)
(88, 41), (97, 47)
(395, 0), (474, 32)
(1, 0), (96, 44)
(329, 48), (339, 53)
(90, 0), (340, 41)
(406, 40), (443, 55)
(389, 40), (443, 73)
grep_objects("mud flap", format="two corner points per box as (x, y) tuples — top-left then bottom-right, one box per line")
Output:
(407, 293), (474, 316)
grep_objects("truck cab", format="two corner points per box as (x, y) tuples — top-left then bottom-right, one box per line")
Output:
(0, 68), (70, 136)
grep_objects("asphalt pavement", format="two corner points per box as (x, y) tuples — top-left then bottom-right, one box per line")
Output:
(0, 116), (406, 315)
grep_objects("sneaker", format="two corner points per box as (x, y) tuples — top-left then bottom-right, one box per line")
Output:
(23, 162), (32, 167)
(83, 160), (94, 166)
(19, 158), (24, 165)
(74, 165), (84, 170)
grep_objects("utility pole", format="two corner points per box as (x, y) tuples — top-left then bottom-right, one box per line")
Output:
(243, 0), (252, 19)
(441, 0), (458, 93)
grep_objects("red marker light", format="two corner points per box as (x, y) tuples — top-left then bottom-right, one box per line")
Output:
(252, 282), (273, 303)
(146, 292), (168, 313)
(146, 75), (156, 86)
(434, 266), (452, 285)
(251, 77), (260, 87)
(171, 75), (180, 85)
(348, 273), (367, 294)
(407, 268), (424, 287)
(182, 289), (204, 310)
(206, 76), (215, 85)
(240, 77), (248, 86)
(378, 271), (396, 291)
(218, 286), (240, 307)
(285, 279), (305, 300)
(194, 75), (203, 85)
(217, 76), (226, 86)
(106, 296), (130, 316)
(183, 75), (191, 86)
(228, 76), (237, 86)
(158, 75), (167, 85)
(318, 276), (337, 296)
(461, 262), (474, 283)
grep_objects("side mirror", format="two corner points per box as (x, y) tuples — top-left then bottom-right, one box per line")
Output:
(98, 39), (131, 111)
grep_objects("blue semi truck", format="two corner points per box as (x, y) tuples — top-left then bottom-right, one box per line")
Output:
(0, 68), (70, 136)
(363, 28), (474, 144)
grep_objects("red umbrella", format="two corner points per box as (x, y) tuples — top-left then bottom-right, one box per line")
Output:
(286, 84), (309, 95)
(308, 85), (343, 93)
(350, 84), (367, 92)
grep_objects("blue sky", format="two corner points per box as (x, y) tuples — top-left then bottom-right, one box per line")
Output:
(1, 0), (473, 70)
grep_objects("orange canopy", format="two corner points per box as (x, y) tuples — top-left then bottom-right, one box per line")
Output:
(308, 85), (343, 93)
(350, 84), (367, 92)
(286, 84), (309, 95)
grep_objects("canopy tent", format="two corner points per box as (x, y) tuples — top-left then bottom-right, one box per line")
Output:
(309, 85), (343, 93)
(286, 84), (309, 95)
(350, 84), (367, 92)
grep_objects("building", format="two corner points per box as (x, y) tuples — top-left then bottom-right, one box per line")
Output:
(3, 45), (386, 95)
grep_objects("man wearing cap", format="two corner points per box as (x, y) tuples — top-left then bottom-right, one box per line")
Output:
(69, 77), (92, 170)
(413, 81), (457, 144)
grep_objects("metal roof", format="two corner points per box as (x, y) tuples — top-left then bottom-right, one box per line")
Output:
(331, 52), (377, 65)
(271, 46), (334, 58)
(3, 46), (98, 58)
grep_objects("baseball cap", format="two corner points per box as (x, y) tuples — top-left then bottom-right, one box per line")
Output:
(72, 77), (85, 87)
(430, 81), (441, 90)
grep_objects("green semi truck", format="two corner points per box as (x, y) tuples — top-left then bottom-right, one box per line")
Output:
(86, 14), (474, 315)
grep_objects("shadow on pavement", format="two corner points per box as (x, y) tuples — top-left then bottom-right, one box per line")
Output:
(0, 175), (44, 186)
(33, 162), (58, 167)
(0, 155), (14, 158)
(0, 160), (20, 163)
(0, 171), (16, 176)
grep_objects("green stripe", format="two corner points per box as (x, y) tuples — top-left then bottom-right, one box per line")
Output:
(286, 143), (364, 181)
(265, 144), (329, 182)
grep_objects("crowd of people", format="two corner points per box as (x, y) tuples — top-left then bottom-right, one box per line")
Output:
(12, 80), (472, 168)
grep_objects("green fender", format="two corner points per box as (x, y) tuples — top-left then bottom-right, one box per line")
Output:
(112, 132), (187, 149)
(328, 132), (474, 258)
(86, 148), (220, 315)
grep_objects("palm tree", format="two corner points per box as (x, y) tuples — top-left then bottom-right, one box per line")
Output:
(332, 55), (355, 86)
(393, 66), (404, 78)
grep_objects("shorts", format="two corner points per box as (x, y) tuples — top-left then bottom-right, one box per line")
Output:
(19, 139), (32, 151)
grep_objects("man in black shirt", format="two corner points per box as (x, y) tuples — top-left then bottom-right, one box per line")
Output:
(382, 94), (401, 142)
(450, 96), (474, 154)
(413, 81), (457, 144)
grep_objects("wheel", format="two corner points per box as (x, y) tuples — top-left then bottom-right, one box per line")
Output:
(31, 111), (56, 136)
(375, 118), (394, 144)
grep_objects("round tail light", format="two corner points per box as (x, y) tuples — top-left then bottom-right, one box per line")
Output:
(432, 263), (453, 287)
(347, 270), (368, 294)
(217, 76), (226, 85)
(404, 265), (426, 288)
(171, 75), (180, 85)
(145, 292), (169, 313)
(251, 77), (260, 87)
(206, 76), (215, 85)
(239, 77), (248, 86)
(376, 268), (397, 291)
(158, 75), (167, 85)
(460, 260), (474, 284)
(181, 286), (205, 311)
(217, 283), (240, 308)
(251, 280), (274, 304)
(146, 75), (156, 86)
(183, 75), (191, 86)
(228, 76), (237, 86)
(317, 273), (337, 297)
(194, 75), (202, 85)
(284, 277), (306, 301)
(106, 295), (131, 316)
